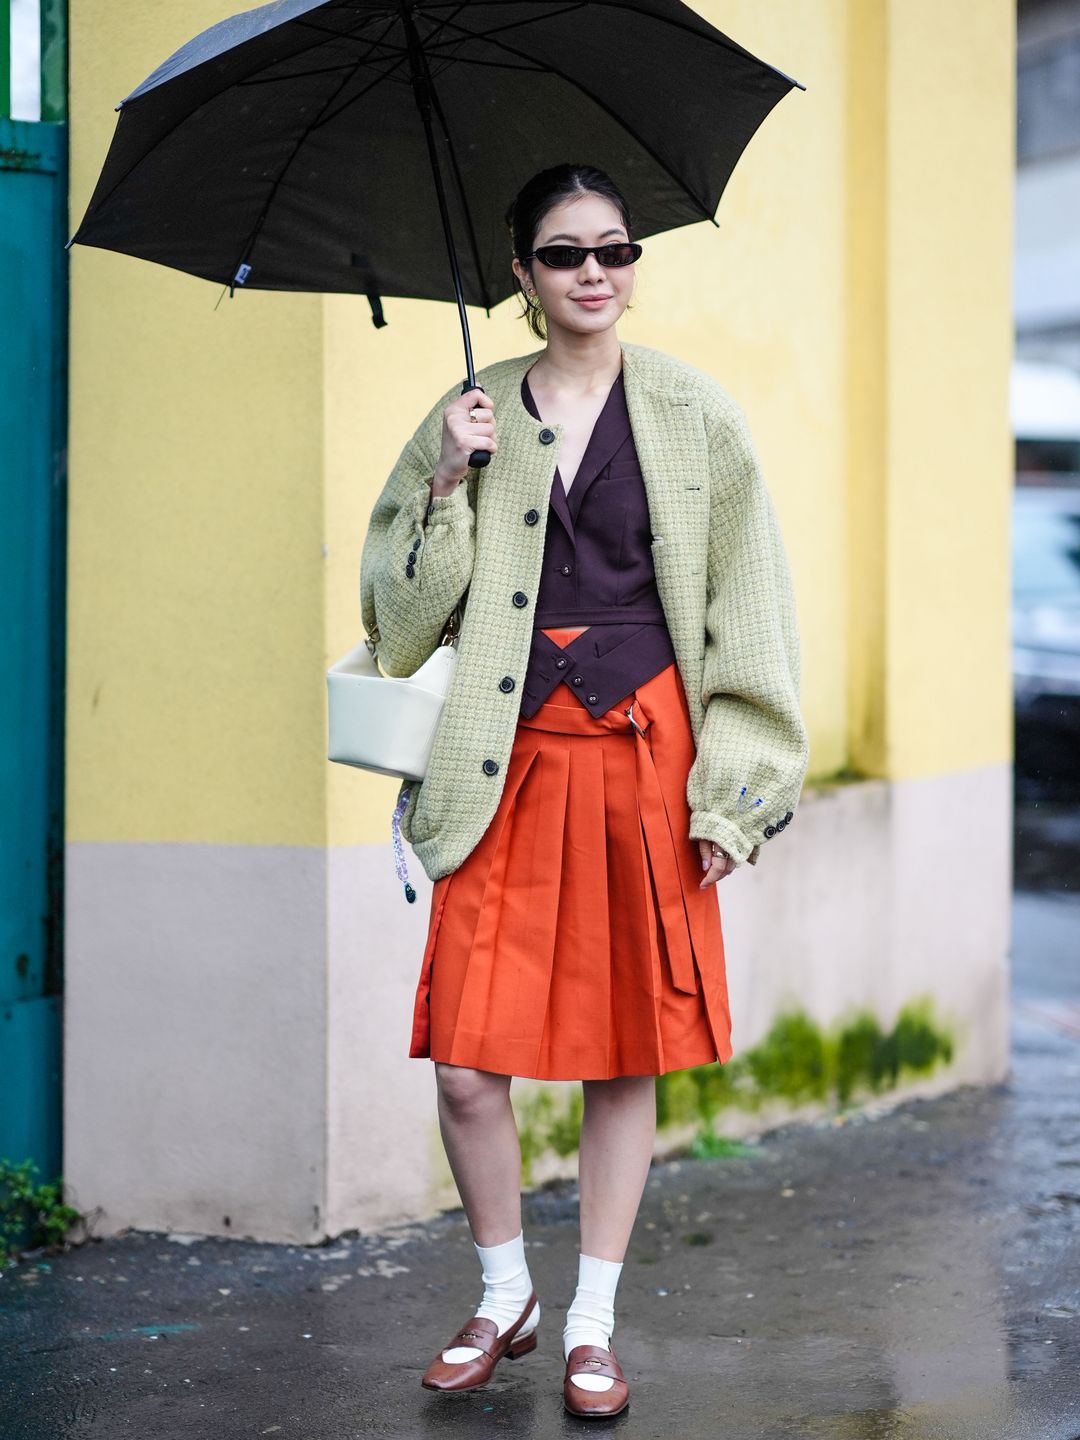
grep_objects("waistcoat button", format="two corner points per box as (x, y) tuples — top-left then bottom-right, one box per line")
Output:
(482, 758), (499, 775)
(524, 508), (540, 525)
(560, 564), (573, 576)
(498, 675), (515, 692)
(512, 590), (528, 607)
(554, 657), (568, 669)
(587, 692), (599, 704)
(538, 427), (556, 444)
(571, 675), (584, 686)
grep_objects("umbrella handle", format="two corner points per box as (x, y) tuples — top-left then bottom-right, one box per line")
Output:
(461, 379), (492, 470)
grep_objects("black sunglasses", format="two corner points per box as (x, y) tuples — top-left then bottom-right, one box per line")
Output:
(522, 242), (643, 269)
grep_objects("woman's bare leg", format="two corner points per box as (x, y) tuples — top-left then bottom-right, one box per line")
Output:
(565, 1076), (656, 1393)
(430, 1063), (536, 1367)
(578, 1075), (657, 1259)
(434, 1061), (522, 1245)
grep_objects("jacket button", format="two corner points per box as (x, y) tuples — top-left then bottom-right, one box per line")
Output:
(405, 562), (415, 578)
(524, 508), (540, 525)
(560, 564), (573, 576)
(587, 693), (599, 704)
(554, 657), (568, 669)
(482, 758), (499, 775)
(571, 675), (583, 686)
(785, 810), (794, 822)
(407, 549), (417, 563)
(512, 590), (528, 607)
(776, 818), (787, 831)
(764, 824), (777, 838)
(498, 675), (515, 693)
(538, 427), (556, 444)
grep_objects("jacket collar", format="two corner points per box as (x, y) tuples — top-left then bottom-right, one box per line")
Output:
(480, 340), (695, 413)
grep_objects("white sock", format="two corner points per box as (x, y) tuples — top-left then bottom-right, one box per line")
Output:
(441, 1231), (539, 1364)
(563, 1252), (623, 1392)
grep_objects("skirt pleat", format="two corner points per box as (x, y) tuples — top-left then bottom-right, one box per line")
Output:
(408, 628), (734, 1080)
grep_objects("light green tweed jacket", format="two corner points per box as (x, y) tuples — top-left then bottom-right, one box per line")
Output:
(359, 340), (809, 882)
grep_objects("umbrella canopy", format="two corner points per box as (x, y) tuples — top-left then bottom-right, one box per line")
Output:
(68, 0), (804, 316)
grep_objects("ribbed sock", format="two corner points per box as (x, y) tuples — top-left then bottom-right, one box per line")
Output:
(440, 1230), (539, 1364)
(563, 1252), (624, 1392)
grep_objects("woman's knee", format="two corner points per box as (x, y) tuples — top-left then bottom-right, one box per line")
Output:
(583, 1075), (657, 1112)
(583, 1074), (656, 1097)
(434, 1062), (510, 1118)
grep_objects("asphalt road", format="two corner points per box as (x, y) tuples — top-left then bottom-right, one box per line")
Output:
(4, 827), (1078, 1439)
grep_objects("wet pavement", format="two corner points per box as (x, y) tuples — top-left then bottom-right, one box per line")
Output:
(4, 860), (1079, 1436)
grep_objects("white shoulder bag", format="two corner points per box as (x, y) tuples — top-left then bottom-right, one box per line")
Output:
(326, 601), (462, 782)
(326, 602), (463, 905)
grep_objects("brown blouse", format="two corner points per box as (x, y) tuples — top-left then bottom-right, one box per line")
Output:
(518, 366), (677, 720)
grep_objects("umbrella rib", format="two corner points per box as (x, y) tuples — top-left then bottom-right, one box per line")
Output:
(236, 61), (383, 86)
(422, 1), (589, 53)
(90, 15), (402, 229)
(426, 1), (593, 51)
(420, 0), (806, 91)
(429, 17), (717, 221)
(312, 53), (412, 126)
(289, 3), (501, 313)
(308, 3), (473, 132)
(228, 18), (408, 282)
(225, 8), (484, 283)
(291, 16), (392, 42)
(428, 53), (550, 73)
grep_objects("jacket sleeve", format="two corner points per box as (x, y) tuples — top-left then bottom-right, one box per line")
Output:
(359, 387), (477, 678)
(685, 394), (810, 866)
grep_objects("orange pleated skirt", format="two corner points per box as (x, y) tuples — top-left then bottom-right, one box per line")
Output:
(408, 626), (734, 1080)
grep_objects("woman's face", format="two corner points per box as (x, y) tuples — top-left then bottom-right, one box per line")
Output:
(512, 192), (635, 337)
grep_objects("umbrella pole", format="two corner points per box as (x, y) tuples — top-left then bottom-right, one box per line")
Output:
(400, 4), (490, 470)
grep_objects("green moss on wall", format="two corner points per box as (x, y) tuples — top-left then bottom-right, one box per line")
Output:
(743, 1011), (830, 1103)
(512, 997), (955, 1181)
(665, 997), (954, 1137)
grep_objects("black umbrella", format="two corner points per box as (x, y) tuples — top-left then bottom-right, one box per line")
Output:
(68, 0), (804, 467)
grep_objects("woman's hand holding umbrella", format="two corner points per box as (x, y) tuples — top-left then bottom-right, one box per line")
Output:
(433, 388), (498, 496)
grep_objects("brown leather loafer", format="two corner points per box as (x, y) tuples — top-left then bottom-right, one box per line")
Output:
(420, 1288), (539, 1392)
(563, 1342), (630, 1417)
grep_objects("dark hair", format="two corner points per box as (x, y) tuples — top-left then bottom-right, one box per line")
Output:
(504, 163), (635, 341)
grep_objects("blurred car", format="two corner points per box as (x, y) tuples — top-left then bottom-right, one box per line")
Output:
(1012, 359), (1080, 482)
(1012, 486), (1080, 801)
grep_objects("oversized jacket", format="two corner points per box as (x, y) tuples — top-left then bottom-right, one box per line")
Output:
(359, 340), (809, 882)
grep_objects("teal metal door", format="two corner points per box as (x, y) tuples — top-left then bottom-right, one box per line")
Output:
(0, 114), (68, 1179)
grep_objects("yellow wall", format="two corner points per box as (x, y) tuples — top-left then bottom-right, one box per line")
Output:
(68, 0), (1015, 851)
(882, 1), (1014, 779)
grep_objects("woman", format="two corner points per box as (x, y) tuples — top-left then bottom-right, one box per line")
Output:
(359, 163), (809, 1417)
